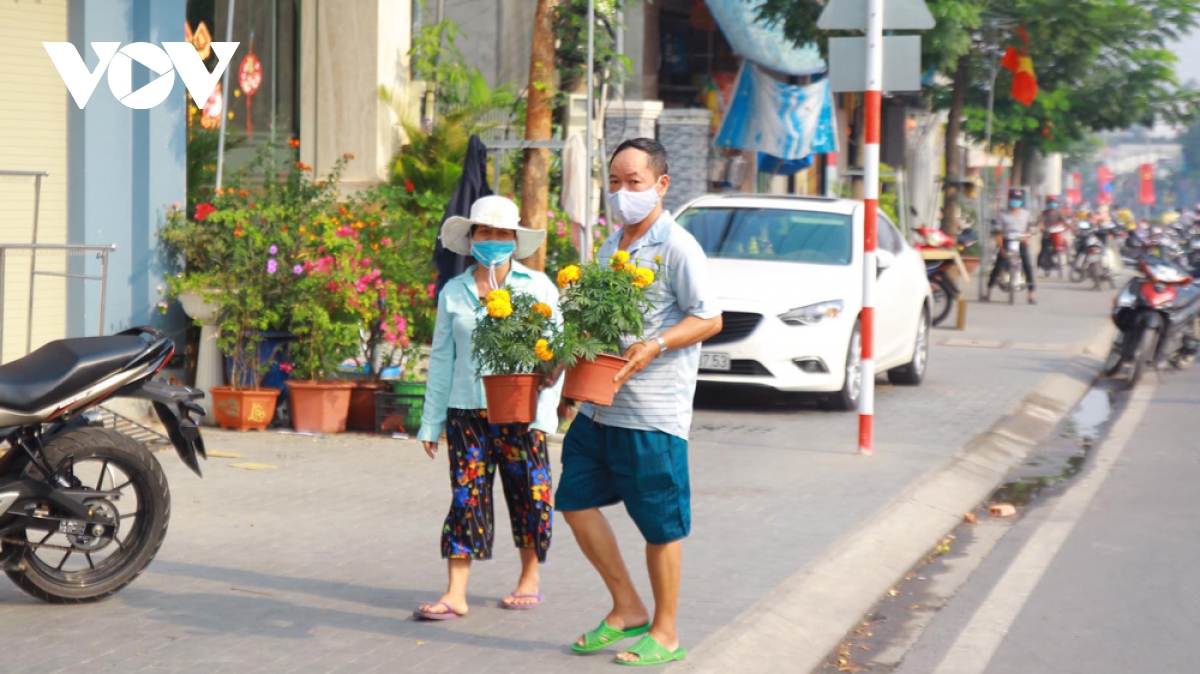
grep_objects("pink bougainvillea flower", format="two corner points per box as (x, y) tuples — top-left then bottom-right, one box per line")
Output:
(267, 259), (278, 274)
(382, 237), (393, 246)
(598, 217), (606, 226)
(269, 244), (278, 255)
(427, 283), (436, 298)
(293, 264), (303, 275)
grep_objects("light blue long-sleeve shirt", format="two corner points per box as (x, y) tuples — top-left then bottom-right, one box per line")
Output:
(417, 261), (564, 442)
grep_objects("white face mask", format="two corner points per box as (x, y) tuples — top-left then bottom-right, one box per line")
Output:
(607, 180), (662, 225)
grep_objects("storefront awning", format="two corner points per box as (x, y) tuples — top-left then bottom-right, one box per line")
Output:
(704, 0), (826, 76)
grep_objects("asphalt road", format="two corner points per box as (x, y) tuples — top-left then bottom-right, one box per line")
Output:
(878, 365), (1200, 674)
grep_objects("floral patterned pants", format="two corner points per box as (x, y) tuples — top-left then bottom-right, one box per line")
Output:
(441, 409), (553, 562)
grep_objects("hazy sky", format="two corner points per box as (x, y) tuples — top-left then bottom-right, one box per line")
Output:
(1176, 30), (1200, 86)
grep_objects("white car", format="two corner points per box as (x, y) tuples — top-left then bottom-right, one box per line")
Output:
(675, 194), (932, 410)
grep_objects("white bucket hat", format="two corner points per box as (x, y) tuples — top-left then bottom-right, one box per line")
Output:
(440, 196), (546, 259)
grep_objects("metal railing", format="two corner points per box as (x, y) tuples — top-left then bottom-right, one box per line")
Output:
(0, 244), (116, 356)
(1, 169), (117, 357)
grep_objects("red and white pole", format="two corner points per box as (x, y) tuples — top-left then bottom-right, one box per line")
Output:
(859, 0), (884, 456)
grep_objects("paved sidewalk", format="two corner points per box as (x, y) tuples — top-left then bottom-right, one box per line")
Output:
(0, 276), (1118, 674)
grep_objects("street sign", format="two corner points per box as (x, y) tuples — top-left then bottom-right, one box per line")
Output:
(818, 0), (936, 30)
(828, 36), (922, 93)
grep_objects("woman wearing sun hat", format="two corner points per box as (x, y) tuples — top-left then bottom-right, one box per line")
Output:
(414, 195), (564, 620)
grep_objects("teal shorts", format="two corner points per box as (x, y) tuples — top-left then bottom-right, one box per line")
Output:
(555, 416), (690, 545)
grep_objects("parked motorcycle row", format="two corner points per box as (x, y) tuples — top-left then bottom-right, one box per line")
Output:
(915, 208), (1200, 391)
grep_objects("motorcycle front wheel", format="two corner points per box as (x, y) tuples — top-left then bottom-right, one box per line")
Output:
(1127, 328), (1158, 389)
(6, 428), (170, 603)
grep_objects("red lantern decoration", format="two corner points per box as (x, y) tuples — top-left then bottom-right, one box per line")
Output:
(239, 46), (262, 136)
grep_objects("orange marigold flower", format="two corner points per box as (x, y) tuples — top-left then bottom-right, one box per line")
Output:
(632, 267), (655, 288)
(556, 265), (581, 288)
(288, 138), (301, 148)
(532, 302), (553, 319)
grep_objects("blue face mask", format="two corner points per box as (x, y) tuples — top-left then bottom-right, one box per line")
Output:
(1009, 200), (1023, 209)
(471, 240), (515, 268)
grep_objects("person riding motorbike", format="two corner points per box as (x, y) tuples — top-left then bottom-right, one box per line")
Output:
(985, 189), (1037, 304)
(1038, 196), (1067, 275)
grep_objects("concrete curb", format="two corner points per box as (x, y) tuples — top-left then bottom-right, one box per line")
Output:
(677, 324), (1117, 674)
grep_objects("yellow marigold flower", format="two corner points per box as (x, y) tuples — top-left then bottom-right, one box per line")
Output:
(487, 300), (513, 319)
(622, 262), (637, 273)
(532, 302), (553, 319)
(610, 250), (631, 268)
(535, 338), (554, 361)
(485, 288), (510, 305)
(654, 255), (663, 264)
(632, 267), (655, 288)
(557, 265), (581, 287)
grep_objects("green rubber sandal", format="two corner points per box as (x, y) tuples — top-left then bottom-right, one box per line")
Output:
(571, 620), (651, 654)
(614, 635), (688, 667)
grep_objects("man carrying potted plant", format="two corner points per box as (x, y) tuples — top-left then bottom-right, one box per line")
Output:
(557, 139), (723, 666)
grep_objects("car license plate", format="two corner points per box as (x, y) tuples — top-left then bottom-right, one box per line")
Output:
(700, 353), (730, 371)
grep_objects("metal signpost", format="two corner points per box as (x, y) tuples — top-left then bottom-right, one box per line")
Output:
(820, 0), (934, 455)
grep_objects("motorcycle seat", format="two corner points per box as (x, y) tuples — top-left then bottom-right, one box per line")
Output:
(0, 335), (148, 413)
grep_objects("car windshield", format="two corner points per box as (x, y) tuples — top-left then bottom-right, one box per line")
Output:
(676, 207), (853, 265)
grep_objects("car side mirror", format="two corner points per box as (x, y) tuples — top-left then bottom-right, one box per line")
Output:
(875, 249), (896, 273)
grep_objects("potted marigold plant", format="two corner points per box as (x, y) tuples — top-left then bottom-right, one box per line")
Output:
(555, 250), (657, 405)
(471, 288), (560, 424)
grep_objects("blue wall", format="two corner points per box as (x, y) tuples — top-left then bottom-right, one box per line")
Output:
(66, 0), (186, 341)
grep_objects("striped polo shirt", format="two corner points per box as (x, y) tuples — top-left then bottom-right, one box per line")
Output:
(579, 211), (721, 440)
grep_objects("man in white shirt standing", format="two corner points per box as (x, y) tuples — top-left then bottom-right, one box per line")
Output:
(557, 138), (723, 666)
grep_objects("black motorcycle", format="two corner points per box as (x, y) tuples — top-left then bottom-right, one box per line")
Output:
(1105, 256), (1200, 388)
(0, 327), (205, 602)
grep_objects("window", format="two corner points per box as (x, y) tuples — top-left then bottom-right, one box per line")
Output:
(677, 207), (853, 265)
(877, 215), (904, 254)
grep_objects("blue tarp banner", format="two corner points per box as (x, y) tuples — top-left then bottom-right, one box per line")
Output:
(704, 0), (826, 76)
(716, 63), (838, 160)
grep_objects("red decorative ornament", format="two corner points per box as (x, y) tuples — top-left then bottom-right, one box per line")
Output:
(239, 48), (262, 136)
(201, 82), (223, 130)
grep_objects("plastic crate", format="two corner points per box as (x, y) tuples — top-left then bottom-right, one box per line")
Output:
(375, 391), (424, 435)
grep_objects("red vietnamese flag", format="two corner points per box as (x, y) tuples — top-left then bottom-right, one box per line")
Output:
(1067, 172), (1082, 205)
(1001, 27), (1039, 106)
(1139, 163), (1156, 205)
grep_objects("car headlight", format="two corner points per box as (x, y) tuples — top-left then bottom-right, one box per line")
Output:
(779, 300), (844, 326)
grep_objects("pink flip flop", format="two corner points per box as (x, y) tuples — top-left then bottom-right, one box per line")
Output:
(501, 593), (544, 610)
(413, 601), (464, 621)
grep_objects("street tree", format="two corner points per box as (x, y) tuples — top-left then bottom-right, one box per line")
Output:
(520, 0), (559, 271)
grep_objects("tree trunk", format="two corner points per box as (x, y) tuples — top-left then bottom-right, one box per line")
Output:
(519, 0), (558, 271)
(1011, 139), (1027, 187)
(941, 55), (970, 236)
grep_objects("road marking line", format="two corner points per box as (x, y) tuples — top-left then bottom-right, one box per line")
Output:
(931, 379), (1157, 674)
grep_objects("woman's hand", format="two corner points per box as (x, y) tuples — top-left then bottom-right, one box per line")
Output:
(538, 364), (565, 392)
(422, 440), (439, 459)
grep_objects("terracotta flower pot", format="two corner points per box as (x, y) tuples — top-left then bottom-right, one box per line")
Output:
(210, 387), (280, 432)
(563, 354), (629, 406)
(482, 373), (540, 425)
(347, 381), (389, 432)
(960, 255), (981, 275)
(289, 380), (355, 433)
